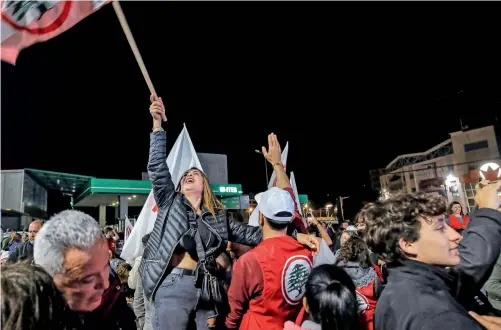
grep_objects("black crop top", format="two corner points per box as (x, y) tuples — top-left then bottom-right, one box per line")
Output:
(176, 215), (218, 261)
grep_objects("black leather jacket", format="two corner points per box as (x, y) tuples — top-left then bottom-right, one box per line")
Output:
(140, 131), (263, 302)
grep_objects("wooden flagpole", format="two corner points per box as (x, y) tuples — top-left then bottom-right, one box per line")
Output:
(112, 1), (167, 121)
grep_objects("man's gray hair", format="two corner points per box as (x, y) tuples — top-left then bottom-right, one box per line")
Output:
(34, 210), (104, 276)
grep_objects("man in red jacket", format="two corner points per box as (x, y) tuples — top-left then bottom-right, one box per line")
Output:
(226, 187), (313, 330)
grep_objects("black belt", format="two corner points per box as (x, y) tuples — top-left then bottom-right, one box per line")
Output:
(171, 267), (197, 276)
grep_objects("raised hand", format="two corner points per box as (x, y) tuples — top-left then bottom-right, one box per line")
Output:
(261, 133), (282, 165)
(149, 94), (167, 128)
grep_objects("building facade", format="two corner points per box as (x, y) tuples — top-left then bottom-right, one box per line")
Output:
(379, 125), (500, 212)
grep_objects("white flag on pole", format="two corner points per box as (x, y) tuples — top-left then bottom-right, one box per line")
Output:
(120, 124), (203, 264)
(124, 216), (134, 242)
(268, 142), (288, 189)
(290, 172), (303, 217)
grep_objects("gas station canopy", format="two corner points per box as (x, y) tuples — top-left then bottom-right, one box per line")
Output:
(25, 168), (246, 208)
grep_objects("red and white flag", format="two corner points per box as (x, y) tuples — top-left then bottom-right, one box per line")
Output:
(268, 141), (288, 189)
(1, 0), (109, 64)
(120, 124), (203, 264)
(124, 216), (133, 242)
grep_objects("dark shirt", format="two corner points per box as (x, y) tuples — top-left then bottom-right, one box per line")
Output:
(7, 241), (34, 263)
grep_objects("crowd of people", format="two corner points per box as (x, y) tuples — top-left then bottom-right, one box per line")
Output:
(1, 95), (501, 330)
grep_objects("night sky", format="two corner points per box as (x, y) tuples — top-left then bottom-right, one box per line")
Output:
(2, 3), (500, 219)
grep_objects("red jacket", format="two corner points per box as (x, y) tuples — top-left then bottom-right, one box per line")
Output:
(356, 280), (378, 330)
(448, 215), (469, 231)
(226, 236), (313, 330)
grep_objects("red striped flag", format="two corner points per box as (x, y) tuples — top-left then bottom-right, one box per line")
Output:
(1, 0), (109, 64)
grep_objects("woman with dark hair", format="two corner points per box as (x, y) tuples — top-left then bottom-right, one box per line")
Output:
(447, 201), (469, 234)
(284, 264), (360, 330)
(1, 262), (67, 330)
(141, 96), (317, 330)
(336, 237), (382, 330)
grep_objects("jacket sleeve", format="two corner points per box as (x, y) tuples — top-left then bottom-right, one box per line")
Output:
(226, 252), (263, 329)
(148, 131), (176, 208)
(228, 212), (263, 246)
(128, 257), (141, 289)
(456, 208), (501, 292)
(484, 253), (501, 301)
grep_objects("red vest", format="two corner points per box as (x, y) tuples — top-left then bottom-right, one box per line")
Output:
(240, 236), (313, 330)
(448, 215), (469, 230)
(356, 280), (378, 330)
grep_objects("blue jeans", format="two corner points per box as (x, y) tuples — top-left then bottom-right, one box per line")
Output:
(153, 268), (217, 330)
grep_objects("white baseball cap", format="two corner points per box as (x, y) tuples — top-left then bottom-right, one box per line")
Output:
(1, 251), (10, 260)
(248, 187), (295, 227)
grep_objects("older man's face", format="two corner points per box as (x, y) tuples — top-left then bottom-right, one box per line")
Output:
(54, 238), (110, 312)
(28, 221), (41, 242)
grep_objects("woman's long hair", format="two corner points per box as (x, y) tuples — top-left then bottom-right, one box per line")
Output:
(448, 201), (464, 216)
(339, 236), (372, 269)
(177, 167), (224, 217)
(305, 264), (360, 330)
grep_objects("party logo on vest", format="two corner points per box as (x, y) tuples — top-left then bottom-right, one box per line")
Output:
(281, 255), (312, 305)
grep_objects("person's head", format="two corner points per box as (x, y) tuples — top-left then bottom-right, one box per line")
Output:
(355, 209), (368, 232)
(28, 220), (42, 242)
(253, 187), (295, 233)
(1, 262), (67, 330)
(303, 264), (360, 330)
(34, 210), (110, 312)
(362, 193), (462, 266)
(1, 251), (10, 264)
(340, 230), (358, 247)
(322, 222), (328, 229)
(177, 167), (223, 215)
(116, 263), (132, 283)
(104, 227), (114, 239)
(339, 236), (371, 268)
(13, 233), (22, 242)
(448, 201), (464, 216)
(142, 233), (151, 248)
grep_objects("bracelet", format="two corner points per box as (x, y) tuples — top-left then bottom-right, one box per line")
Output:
(152, 127), (164, 132)
(273, 162), (283, 168)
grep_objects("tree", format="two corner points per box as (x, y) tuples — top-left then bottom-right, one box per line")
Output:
(287, 263), (309, 295)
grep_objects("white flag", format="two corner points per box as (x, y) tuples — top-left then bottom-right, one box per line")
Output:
(120, 124), (203, 264)
(268, 142), (289, 189)
(290, 172), (303, 217)
(124, 216), (134, 242)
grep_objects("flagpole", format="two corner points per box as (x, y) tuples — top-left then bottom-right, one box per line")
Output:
(112, 0), (167, 121)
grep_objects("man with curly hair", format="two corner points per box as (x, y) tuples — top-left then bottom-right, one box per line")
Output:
(362, 181), (501, 330)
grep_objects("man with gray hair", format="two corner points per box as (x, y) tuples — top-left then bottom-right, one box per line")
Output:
(8, 219), (42, 263)
(34, 210), (136, 330)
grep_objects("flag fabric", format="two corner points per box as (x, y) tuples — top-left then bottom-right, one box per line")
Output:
(1, 0), (109, 64)
(268, 142), (288, 189)
(290, 172), (303, 217)
(124, 216), (133, 242)
(120, 124), (203, 264)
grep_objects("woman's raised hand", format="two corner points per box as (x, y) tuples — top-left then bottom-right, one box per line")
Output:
(150, 94), (167, 128)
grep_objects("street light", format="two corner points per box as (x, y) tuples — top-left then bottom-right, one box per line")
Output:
(339, 196), (350, 222)
(254, 149), (269, 189)
(325, 203), (333, 217)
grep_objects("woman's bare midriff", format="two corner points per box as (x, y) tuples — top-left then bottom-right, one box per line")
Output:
(170, 249), (198, 270)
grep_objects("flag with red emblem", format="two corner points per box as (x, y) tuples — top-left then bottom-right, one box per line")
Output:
(1, 0), (110, 64)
